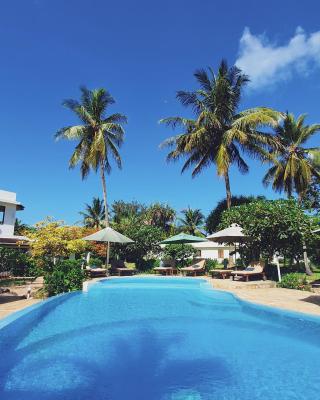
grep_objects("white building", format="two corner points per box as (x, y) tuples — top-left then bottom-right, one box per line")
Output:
(0, 190), (29, 247)
(191, 241), (235, 262)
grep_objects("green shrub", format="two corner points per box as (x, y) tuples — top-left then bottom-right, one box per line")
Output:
(88, 257), (103, 267)
(163, 244), (197, 268)
(44, 260), (85, 296)
(277, 273), (311, 291)
(0, 248), (39, 277)
(204, 258), (219, 272)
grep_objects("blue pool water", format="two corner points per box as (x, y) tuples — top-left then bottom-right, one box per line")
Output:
(0, 277), (320, 400)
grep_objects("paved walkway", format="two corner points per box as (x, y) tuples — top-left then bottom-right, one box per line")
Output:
(0, 296), (41, 320)
(211, 278), (320, 317)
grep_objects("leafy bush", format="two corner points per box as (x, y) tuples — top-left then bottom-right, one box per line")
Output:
(44, 260), (85, 296)
(112, 222), (164, 268)
(163, 244), (197, 268)
(277, 273), (311, 291)
(204, 258), (219, 272)
(88, 257), (103, 267)
(0, 248), (39, 277)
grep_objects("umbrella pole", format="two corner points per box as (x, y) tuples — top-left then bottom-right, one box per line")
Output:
(106, 241), (110, 269)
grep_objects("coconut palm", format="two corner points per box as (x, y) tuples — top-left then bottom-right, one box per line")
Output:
(177, 207), (204, 235)
(79, 197), (106, 229)
(160, 60), (281, 209)
(263, 113), (320, 201)
(55, 86), (127, 226)
(263, 113), (320, 275)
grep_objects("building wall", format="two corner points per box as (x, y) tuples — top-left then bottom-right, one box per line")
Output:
(0, 191), (17, 237)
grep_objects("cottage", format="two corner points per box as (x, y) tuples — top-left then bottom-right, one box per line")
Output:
(0, 190), (29, 247)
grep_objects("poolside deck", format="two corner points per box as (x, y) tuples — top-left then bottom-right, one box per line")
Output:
(210, 278), (320, 317)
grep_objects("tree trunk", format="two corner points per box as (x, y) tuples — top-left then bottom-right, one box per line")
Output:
(224, 171), (232, 209)
(100, 161), (109, 228)
(297, 195), (312, 275)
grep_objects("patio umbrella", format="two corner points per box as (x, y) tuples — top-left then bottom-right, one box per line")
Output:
(83, 227), (134, 267)
(207, 224), (250, 271)
(160, 232), (208, 244)
(206, 224), (248, 243)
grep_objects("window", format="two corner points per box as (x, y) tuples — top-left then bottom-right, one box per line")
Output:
(0, 206), (5, 224)
(218, 249), (224, 259)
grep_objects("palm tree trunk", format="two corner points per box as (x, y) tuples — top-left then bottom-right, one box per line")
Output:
(224, 171), (232, 209)
(298, 195), (312, 275)
(100, 161), (109, 227)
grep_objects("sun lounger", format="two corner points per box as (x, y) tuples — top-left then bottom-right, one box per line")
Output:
(231, 261), (266, 282)
(110, 260), (136, 276)
(211, 268), (235, 279)
(85, 266), (108, 278)
(154, 259), (177, 276)
(180, 259), (206, 277)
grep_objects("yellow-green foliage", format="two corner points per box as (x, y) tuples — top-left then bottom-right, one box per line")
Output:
(28, 218), (89, 267)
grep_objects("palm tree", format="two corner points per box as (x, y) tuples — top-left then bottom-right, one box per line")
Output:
(160, 60), (281, 209)
(55, 86), (127, 226)
(177, 207), (204, 235)
(263, 113), (320, 275)
(79, 197), (106, 229)
(263, 113), (320, 202)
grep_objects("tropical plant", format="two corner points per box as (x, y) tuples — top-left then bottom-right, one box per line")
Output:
(263, 113), (320, 201)
(79, 197), (106, 228)
(145, 203), (176, 232)
(220, 199), (317, 274)
(160, 60), (281, 208)
(0, 248), (38, 277)
(44, 260), (85, 296)
(205, 195), (265, 233)
(277, 273), (310, 291)
(55, 86), (127, 226)
(28, 218), (88, 269)
(177, 207), (204, 235)
(111, 200), (146, 224)
(162, 244), (197, 268)
(112, 218), (165, 268)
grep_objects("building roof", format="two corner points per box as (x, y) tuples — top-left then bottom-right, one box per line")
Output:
(191, 241), (234, 249)
(0, 235), (30, 248)
(0, 190), (24, 210)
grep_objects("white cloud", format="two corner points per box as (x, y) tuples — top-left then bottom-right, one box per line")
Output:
(235, 27), (320, 89)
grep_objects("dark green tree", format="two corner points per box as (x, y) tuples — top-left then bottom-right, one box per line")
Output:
(206, 195), (265, 233)
(79, 197), (106, 228)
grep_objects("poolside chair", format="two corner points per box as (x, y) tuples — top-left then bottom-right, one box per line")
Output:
(231, 260), (266, 282)
(110, 260), (136, 276)
(180, 259), (206, 277)
(211, 267), (235, 280)
(154, 259), (177, 276)
(85, 265), (108, 278)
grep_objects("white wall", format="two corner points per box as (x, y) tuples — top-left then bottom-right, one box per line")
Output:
(0, 191), (17, 237)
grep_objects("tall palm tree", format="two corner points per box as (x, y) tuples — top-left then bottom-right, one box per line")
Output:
(178, 207), (204, 235)
(55, 86), (127, 226)
(263, 113), (320, 201)
(263, 113), (320, 275)
(79, 197), (106, 229)
(160, 60), (281, 209)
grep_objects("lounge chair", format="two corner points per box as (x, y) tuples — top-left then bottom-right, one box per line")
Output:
(231, 261), (266, 282)
(180, 259), (206, 277)
(85, 266), (108, 278)
(154, 259), (177, 276)
(110, 260), (136, 276)
(211, 267), (235, 279)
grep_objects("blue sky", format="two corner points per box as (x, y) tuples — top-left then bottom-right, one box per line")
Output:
(1, 0), (320, 225)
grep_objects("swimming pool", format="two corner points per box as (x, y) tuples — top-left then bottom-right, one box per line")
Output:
(0, 277), (319, 400)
